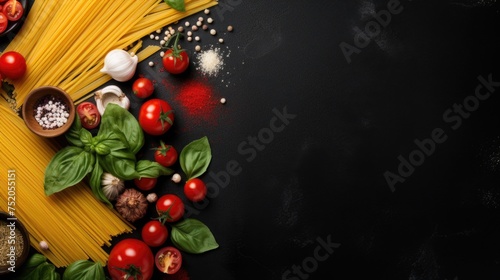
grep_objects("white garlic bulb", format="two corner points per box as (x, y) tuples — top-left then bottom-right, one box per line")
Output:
(101, 172), (125, 200)
(94, 85), (130, 115)
(100, 49), (138, 82)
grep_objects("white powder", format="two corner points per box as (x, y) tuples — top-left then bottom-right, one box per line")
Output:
(196, 47), (224, 77)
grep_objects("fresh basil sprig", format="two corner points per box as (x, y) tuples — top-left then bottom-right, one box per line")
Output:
(171, 218), (219, 254)
(179, 136), (212, 180)
(164, 0), (186, 12)
(44, 103), (172, 205)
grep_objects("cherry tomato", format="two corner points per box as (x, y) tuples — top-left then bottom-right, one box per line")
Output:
(134, 177), (157, 191)
(154, 141), (178, 167)
(76, 102), (100, 130)
(141, 220), (169, 247)
(162, 48), (189, 75)
(132, 77), (154, 98)
(155, 246), (182, 274)
(0, 12), (7, 34)
(108, 238), (154, 280)
(0, 51), (26, 79)
(3, 1), (23, 21)
(184, 178), (207, 202)
(138, 98), (175, 136)
(156, 194), (184, 223)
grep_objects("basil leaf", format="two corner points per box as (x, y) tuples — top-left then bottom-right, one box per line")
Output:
(44, 146), (95, 195)
(98, 152), (137, 181)
(135, 160), (174, 178)
(179, 136), (212, 180)
(19, 260), (60, 280)
(164, 0), (186, 12)
(98, 103), (144, 154)
(89, 158), (111, 207)
(38, 263), (61, 280)
(62, 260), (105, 280)
(65, 112), (84, 147)
(80, 128), (93, 148)
(171, 218), (219, 254)
(18, 254), (47, 279)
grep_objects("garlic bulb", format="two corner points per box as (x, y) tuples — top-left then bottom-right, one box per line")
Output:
(101, 172), (125, 200)
(115, 188), (148, 223)
(100, 49), (138, 82)
(94, 85), (130, 115)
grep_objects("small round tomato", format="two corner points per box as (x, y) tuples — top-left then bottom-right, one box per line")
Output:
(138, 98), (175, 136)
(154, 141), (178, 167)
(156, 194), (184, 223)
(0, 12), (7, 34)
(184, 178), (207, 202)
(132, 77), (154, 98)
(3, 1), (23, 21)
(76, 102), (100, 129)
(0, 51), (26, 79)
(141, 220), (169, 247)
(108, 238), (154, 280)
(134, 177), (157, 191)
(162, 49), (189, 75)
(155, 246), (182, 274)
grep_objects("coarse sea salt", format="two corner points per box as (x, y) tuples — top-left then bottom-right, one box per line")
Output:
(196, 47), (224, 77)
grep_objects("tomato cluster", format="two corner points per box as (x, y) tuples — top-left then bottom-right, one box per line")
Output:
(0, 0), (24, 34)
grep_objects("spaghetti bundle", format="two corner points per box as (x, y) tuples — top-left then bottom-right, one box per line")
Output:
(4, 0), (217, 108)
(0, 101), (134, 267)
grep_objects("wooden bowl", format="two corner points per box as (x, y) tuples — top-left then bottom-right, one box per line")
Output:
(0, 211), (30, 275)
(21, 86), (75, 138)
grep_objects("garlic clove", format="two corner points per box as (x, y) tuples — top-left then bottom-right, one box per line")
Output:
(100, 49), (138, 82)
(94, 85), (131, 115)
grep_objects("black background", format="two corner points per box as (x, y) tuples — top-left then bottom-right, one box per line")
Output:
(3, 0), (500, 279)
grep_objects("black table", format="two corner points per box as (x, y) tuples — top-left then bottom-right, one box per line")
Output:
(3, 1), (500, 279)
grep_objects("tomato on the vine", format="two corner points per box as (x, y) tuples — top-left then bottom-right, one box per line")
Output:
(134, 177), (157, 191)
(108, 238), (154, 280)
(155, 246), (182, 274)
(0, 51), (26, 79)
(138, 98), (175, 136)
(162, 48), (189, 75)
(132, 77), (154, 98)
(184, 178), (207, 202)
(3, 1), (23, 21)
(141, 220), (169, 247)
(76, 102), (100, 130)
(162, 32), (189, 75)
(154, 141), (178, 167)
(156, 194), (184, 223)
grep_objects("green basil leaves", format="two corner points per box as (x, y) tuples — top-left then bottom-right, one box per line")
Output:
(171, 218), (219, 254)
(19, 254), (105, 280)
(179, 136), (212, 180)
(164, 0), (186, 12)
(44, 103), (173, 204)
(62, 260), (105, 280)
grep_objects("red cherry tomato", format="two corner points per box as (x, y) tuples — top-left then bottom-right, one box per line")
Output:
(132, 77), (154, 98)
(141, 220), (169, 247)
(0, 51), (26, 79)
(134, 177), (157, 191)
(3, 1), (23, 21)
(156, 194), (184, 223)
(184, 178), (207, 202)
(108, 238), (154, 280)
(138, 98), (175, 136)
(76, 102), (100, 130)
(154, 141), (178, 167)
(162, 48), (189, 75)
(155, 246), (182, 274)
(0, 12), (7, 34)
